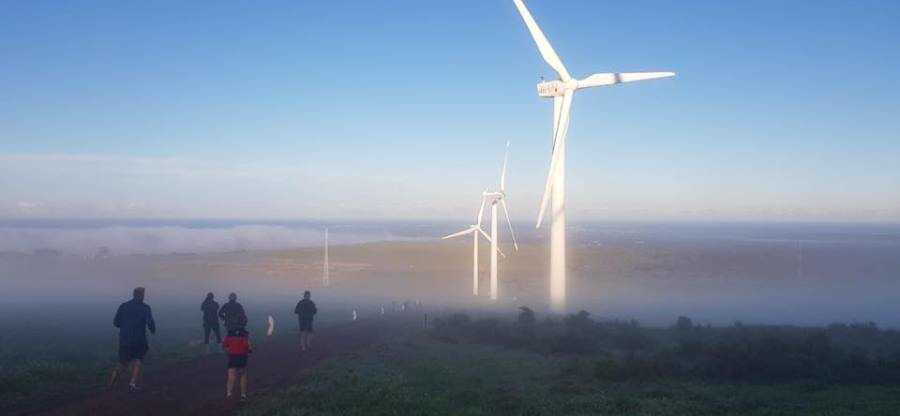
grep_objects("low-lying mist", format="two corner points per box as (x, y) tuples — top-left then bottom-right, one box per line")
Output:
(1, 220), (899, 329)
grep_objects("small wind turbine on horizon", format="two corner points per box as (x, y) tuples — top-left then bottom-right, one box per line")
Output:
(323, 228), (330, 288)
(512, 0), (675, 312)
(442, 195), (494, 297)
(481, 141), (519, 301)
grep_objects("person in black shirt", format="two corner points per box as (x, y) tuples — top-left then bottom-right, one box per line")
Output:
(294, 290), (317, 352)
(218, 292), (247, 331)
(201, 292), (221, 345)
(109, 287), (156, 392)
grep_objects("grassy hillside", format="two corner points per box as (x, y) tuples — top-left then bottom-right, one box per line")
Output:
(239, 311), (900, 416)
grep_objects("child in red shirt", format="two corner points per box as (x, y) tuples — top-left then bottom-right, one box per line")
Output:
(222, 327), (252, 401)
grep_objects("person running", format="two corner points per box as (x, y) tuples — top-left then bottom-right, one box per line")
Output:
(222, 327), (252, 401)
(109, 287), (156, 393)
(201, 292), (221, 345)
(294, 290), (317, 352)
(218, 292), (247, 332)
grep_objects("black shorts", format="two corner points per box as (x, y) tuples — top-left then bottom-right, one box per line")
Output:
(298, 319), (314, 332)
(118, 345), (148, 365)
(228, 354), (248, 369)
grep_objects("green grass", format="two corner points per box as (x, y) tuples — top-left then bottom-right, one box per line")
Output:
(239, 337), (900, 416)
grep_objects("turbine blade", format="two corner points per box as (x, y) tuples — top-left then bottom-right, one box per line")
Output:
(501, 199), (519, 251)
(476, 194), (487, 227)
(512, 0), (572, 81)
(577, 71), (675, 89)
(477, 227), (492, 243)
(537, 90), (574, 228)
(443, 227), (476, 239)
(500, 141), (510, 192)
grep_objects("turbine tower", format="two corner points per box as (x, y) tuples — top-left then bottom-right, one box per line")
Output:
(482, 141), (519, 301)
(323, 227), (330, 288)
(442, 198), (494, 296)
(512, 0), (675, 312)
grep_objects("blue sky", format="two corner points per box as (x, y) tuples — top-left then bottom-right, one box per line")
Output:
(1, 0), (898, 222)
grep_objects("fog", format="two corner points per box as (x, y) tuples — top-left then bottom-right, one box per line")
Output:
(1, 221), (899, 330)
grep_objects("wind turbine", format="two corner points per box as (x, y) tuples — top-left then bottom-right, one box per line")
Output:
(512, 0), (675, 312)
(323, 228), (330, 287)
(442, 198), (494, 296)
(482, 141), (519, 301)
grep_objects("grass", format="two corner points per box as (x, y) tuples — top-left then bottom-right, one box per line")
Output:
(239, 335), (900, 416)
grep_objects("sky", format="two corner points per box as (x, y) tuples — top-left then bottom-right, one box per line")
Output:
(1, 0), (899, 222)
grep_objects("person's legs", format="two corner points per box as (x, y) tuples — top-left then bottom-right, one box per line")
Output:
(299, 331), (307, 351)
(226, 368), (236, 397)
(239, 368), (248, 398)
(304, 331), (313, 350)
(204, 325), (212, 344)
(129, 359), (142, 386)
(213, 324), (222, 344)
(108, 362), (125, 387)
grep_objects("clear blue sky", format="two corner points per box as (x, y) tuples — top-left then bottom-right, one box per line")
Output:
(1, 0), (898, 222)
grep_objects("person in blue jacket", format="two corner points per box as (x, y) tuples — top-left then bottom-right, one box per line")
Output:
(108, 287), (156, 392)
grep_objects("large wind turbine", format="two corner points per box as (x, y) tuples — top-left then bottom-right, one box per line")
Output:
(442, 198), (494, 296)
(512, 0), (675, 312)
(482, 141), (519, 301)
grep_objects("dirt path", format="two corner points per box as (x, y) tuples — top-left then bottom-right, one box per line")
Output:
(31, 319), (391, 416)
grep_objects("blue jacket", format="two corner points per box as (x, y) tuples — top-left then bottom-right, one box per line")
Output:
(114, 299), (156, 347)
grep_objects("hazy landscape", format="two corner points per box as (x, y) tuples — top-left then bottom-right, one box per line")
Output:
(2, 220), (900, 415)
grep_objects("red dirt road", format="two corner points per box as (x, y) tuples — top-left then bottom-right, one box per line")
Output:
(30, 319), (390, 416)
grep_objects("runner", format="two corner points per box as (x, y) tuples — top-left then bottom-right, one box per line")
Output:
(294, 291), (317, 352)
(109, 287), (156, 393)
(218, 292), (247, 331)
(222, 327), (252, 402)
(201, 292), (221, 345)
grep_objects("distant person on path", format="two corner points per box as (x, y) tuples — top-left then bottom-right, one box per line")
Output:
(294, 291), (317, 352)
(218, 292), (247, 331)
(201, 292), (221, 345)
(109, 287), (156, 393)
(222, 327), (252, 401)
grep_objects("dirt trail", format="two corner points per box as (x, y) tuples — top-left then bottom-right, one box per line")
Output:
(30, 319), (391, 416)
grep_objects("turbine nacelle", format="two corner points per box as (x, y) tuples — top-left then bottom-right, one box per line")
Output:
(538, 72), (675, 98)
(482, 191), (505, 204)
(537, 80), (569, 97)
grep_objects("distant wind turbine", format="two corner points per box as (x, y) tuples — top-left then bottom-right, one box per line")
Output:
(512, 0), (675, 312)
(323, 228), (330, 287)
(481, 141), (519, 301)
(442, 194), (497, 297)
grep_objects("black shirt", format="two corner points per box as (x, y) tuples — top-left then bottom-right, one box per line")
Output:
(294, 299), (317, 322)
(201, 298), (220, 325)
(114, 299), (156, 348)
(218, 300), (247, 330)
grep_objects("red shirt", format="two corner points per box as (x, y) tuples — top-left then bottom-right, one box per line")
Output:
(223, 335), (250, 355)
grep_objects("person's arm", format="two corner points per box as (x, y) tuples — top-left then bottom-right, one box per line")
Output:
(113, 304), (123, 328)
(147, 306), (156, 334)
(311, 302), (317, 315)
(218, 304), (226, 321)
(294, 302), (301, 315)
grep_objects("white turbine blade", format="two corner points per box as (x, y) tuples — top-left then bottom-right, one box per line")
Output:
(501, 199), (519, 251)
(476, 195), (487, 227)
(537, 90), (574, 228)
(577, 72), (675, 89)
(443, 227), (476, 239)
(512, 0), (572, 81)
(500, 141), (510, 192)
(477, 227), (492, 243)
